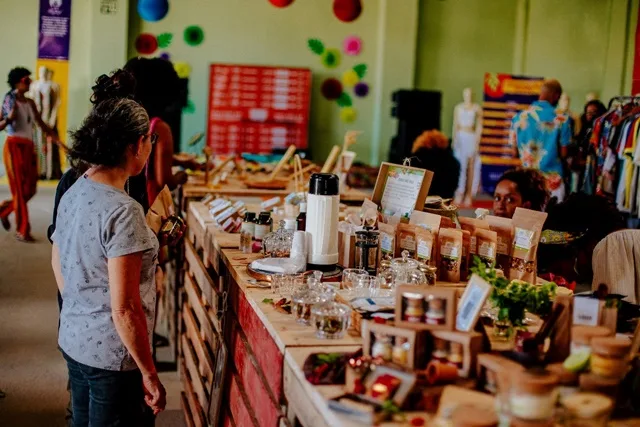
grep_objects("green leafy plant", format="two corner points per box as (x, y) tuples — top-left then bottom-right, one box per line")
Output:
(262, 298), (274, 304)
(470, 256), (556, 327)
(316, 353), (342, 365)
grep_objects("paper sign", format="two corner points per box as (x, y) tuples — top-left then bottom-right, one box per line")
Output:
(573, 297), (601, 326)
(379, 166), (426, 219)
(456, 274), (492, 332)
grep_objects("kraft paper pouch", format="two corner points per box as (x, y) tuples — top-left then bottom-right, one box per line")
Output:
(396, 223), (417, 258)
(437, 228), (463, 283)
(378, 222), (397, 266)
(146, 186), (174, 234)
(459, 217), (490, 256)
(410, 210), (441, 267)
(415, 227), (435, 265)
(475, 228), (497, 268)
(486, 215), (514, 276)
(460, 230), (471, 281)
(338, 221), (360, 268)
(509, 208), (547, 283)
(360, 198), (380, 227)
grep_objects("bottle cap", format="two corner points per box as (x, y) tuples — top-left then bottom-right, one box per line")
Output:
(299, 202), (307, 213)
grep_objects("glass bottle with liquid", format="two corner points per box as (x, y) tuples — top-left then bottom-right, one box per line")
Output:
(297, 202), (307, 231)
(240, 212), (256, 254)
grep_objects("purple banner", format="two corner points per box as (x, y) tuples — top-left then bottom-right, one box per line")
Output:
(38, 0), (72, 60)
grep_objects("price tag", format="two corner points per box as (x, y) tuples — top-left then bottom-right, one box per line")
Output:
(573, 297), (601, 326)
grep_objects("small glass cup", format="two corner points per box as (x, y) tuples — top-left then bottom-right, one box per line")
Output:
(271, 273), (303, 298)
(353, 275), (380, 298)
(292, 290), (329, 325)
(342, 268), (368, 295)
(311, 302), (351, 339)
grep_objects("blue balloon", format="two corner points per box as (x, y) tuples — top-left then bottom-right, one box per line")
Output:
(138, 0), (169, 22)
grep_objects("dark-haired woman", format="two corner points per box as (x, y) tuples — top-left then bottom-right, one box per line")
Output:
(493, 168), (550, 218)
(51, 94), (165, 425)
(0, 67), (57, 241)
(124, 57), (187, 207)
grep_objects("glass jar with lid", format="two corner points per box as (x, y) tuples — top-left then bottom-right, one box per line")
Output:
(263, 220), (294, 258)
(509, 368), (559, 422)
(292, 289), (329, 325)
(377, 250), (427, 292)
(311, 302), (351, 339)
(371, 333), (393, 361)
(562, 392), (612, 427)
(589, 337), (631, 378)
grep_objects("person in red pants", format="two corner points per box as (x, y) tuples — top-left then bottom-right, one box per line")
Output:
(0, 67), (57, 242)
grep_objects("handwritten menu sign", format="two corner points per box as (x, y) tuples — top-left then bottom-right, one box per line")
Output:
(372, 163), (433, 221)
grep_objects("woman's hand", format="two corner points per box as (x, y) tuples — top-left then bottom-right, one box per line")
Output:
(155, 265), (164, 299)
(142, 372), (166, 415)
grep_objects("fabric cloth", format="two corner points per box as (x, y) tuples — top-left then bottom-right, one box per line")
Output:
(592, 230), (640, 304)
(62, 350), (154, 427)
(0, 136), (38, 237)
(145, 117), (162, 208)
(511, 100), (572, 180)
(53, 176), (158, 371)
(6, 99), (35, 139)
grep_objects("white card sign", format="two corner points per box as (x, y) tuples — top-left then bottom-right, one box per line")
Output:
(456, 274), (492, 332)
(572, 297), (601, 326)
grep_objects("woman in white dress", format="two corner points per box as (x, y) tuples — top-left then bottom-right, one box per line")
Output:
(452, 88), (482, 206)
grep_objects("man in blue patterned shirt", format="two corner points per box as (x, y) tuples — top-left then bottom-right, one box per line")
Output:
(511, 79), (572, 202)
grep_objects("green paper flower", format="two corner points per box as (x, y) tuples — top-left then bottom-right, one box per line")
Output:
(157, 33), (173, 49)
(183, 100), (196, 114)
(353, 63), (367, 79)
(307, 38), (325, 55)
(321, 48), (341, 69)
(336, 92), (352, 108)
(184, 25), (205, 47)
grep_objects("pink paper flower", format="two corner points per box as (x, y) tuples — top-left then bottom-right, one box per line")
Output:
(343, 35), (362, 56)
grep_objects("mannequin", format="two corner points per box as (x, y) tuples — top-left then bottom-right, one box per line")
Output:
(556, 93), (578, 137)
(452, 87), (482, 206)
(30, 66), (61, 179)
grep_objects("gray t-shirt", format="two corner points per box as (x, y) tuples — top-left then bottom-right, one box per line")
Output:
(53, 176), (159, 371)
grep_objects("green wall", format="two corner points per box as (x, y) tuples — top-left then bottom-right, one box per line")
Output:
(416, 0), (639, 139)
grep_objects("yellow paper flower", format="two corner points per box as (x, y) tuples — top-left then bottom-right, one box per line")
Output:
(174, 61), (192, 79)
(342, 69), (359, 87)
(340, 107), (357, 123)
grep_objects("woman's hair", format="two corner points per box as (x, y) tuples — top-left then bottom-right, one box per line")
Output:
(7, 67), (31, 89)
(69, 71), (149, 169)
(544, 193), (625, 244)
(583, 100), (607, 116)
(412, 130), (449, 153)
(496, 168), (549, 211)
(124, 57), (181, 119)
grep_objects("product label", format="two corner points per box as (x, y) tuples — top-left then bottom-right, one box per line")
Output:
(400, 235), (416, 251)
(478, 241), (496, 258)
(417, 240), (432, 261)
(514, 227), (535, 251)
(380, 234), (394, 254)
(254, 224), (269, 240)
(496, 236), (509, 254)
(440, 241), (460, 259)
(470, 236), (477, 254)
(241, 222), (255, 235)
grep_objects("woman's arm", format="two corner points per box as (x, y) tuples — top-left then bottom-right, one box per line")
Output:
(27, 99), (56, 136)
(51, 243), (64, 293)
(154, 120), (187, 190)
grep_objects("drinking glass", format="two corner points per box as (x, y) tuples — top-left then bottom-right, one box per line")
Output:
(342, 268), (368, 296)
(353, 275), (380, 298)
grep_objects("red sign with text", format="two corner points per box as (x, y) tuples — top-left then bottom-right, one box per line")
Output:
(207, 64), (312, 154)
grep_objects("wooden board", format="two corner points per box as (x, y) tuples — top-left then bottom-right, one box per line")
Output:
(182, 334), (209, 414)
(228, 370), (260, 427)
(183, 301), (215, 390)
(185, 238), (219, 316)
(181, 392), (196, 427)
(184, 272), (218, 346)
(181, 360), (207, 427)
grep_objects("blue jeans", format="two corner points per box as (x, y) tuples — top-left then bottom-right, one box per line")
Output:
(62, 351), (154, 427)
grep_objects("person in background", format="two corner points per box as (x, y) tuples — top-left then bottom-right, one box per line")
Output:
(492, 168), (549, 219)
(567, 100), (607, 193)
(510, 79), (572, 202)
(537, 193), (625, 288)
(0, 67), (58, 242)
(51, 76), (165, 425)
(411, 129), (460, 199)
(124, 57), (188, 208)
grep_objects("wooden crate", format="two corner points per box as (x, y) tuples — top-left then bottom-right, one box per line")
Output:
(185, 238), (220, 324)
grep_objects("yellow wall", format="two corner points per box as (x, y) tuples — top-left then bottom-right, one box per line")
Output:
(416, 0), (639, 138)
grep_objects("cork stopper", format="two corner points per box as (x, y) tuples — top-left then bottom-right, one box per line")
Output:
(511, 368), (559, 394)
(572, 325), (613, 345)
(591, 337), (632, 358)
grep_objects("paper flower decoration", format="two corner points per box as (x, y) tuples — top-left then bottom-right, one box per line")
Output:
(137, 0), (169, 22)
(321, 48), (341, 69)
(307, 38), (325, 55)
(184, 25), (204, 46)
(159, 52), (171, 61)
(354, 82), (369, 97)
(183, 100), (196, 114)
(333, 0), (362, 23)
(337, 92), (352, 108)
(353, 63), (367, 79)
(321, 78), (343, 100)
(343, 35), (362, 55)
(157, 33), (173, 49)
(269, 0), (295, 7)
(340, 107), (357, 123)
(342, 70), (359, 88)
(174, 62), (192, 79)
(135, 33), (158, 55)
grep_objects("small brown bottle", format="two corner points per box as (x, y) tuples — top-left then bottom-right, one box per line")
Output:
(296, 202), (307, 231)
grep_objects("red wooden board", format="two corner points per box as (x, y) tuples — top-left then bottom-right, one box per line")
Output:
(207, 63), (311, 154)
(228, 279), (284, 400)
(229, 319), (282, 426)
(229, 371), (259, 427)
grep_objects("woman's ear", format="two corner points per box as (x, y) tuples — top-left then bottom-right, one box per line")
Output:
(133, 135), (145, 158)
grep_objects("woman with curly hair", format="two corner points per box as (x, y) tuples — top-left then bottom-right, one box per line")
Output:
(51, 71), (165, 425)
(411, 130), (460, 199)
(493, 168), (550, 218)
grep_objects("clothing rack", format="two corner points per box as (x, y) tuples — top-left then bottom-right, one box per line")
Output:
(608, 95), (640, 110)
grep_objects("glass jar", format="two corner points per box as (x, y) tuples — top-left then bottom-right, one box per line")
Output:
(254, 211), (273, 246)
(509, 369), (559, 422)
(562, 392), (612, 427)
(160, 215), (186, 246)
(403, 292), (425, 323)
(311, 302), (351, 339)
(425, 296), (446, 325)
(342, 268), (368, 295)
(447, 342), (463, 369)
(292, 289), (328, 325)
(571, 325), (613, 354)
(371, 333), (393, 361)
(590, 337), (631, 378)
(355, 230), (380, 275)
(392, 337), (411, 366)
(378, 251), (428, 292)
(432, 338), (449, 361)
(240, 212), (256, 253)
(418, 263), (437, 285)
(262, 220), (294, 258)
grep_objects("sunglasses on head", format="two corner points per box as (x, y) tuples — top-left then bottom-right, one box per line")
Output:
(145, 133), (159, 145)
